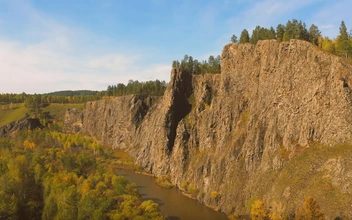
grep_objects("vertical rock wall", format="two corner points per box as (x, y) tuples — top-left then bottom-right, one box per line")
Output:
(64, 39), (352, 218)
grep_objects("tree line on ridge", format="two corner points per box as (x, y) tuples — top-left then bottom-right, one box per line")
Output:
(231, 19), (352, 58)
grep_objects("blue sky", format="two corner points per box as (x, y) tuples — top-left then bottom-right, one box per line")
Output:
(0, 0), (351, 93)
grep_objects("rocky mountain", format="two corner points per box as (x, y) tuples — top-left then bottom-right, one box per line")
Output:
(64, 39), (352, 218)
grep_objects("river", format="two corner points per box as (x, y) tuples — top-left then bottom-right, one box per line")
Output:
(116, 170), (228, 220)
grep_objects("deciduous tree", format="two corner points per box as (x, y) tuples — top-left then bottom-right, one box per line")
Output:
(295, 196), (324, 220)
(250, 200), (267, 220)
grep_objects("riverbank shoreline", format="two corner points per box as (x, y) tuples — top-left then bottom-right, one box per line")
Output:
(115, 169), (228, 220)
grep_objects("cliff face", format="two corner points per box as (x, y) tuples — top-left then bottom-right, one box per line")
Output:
(64, 95), (158, 151)
(0, 116), (42, 138)
(64, 39), (352, 218)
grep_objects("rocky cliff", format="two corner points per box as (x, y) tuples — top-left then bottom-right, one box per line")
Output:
(0, 115), (42, 138)
(64, 39), (352, 218)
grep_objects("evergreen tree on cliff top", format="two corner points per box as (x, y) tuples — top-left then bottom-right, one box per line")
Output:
(308, 24), (321, 46)
(239, 29), (250, 43)
(336, 21), (352, 58)
(231, 34), (238, 43)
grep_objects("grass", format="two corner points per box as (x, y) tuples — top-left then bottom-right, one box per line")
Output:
(42, 103), (84, 122)
(0, 103), (84, 126)
(0, 104), (29, 126)
(268, 143), (352, 215)
(104, 148), (141, 172)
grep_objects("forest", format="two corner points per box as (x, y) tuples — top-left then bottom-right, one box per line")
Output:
(0, 79), (167, 108)
(105, 79), (167, 97)
(171, 54), (222, 75)
(231, 19), (352, 59)
(0, 122), (164, 220)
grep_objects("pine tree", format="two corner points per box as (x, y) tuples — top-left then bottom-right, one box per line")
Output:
(309, 24), (321, 46)
(239, 29), (250, 44)
(336, 21), (351, 58)
(283, 20), (294, 41)
(250, 26), (261, 44)
(276, 24), (286, 42)
(231, 34), (238, 43)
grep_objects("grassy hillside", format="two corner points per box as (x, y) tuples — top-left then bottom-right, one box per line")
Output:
(0, 104), (29, 126)
(42, 103), (84, 122)
(0, 103), (84, 126)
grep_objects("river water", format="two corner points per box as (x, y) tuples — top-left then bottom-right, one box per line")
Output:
(116, 170), (228, 220)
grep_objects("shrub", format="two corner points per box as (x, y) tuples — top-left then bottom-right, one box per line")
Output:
(155, 175), (173, 188)
(210, 191), (220, 200)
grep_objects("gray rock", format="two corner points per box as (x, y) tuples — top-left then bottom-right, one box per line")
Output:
(0, 115), (42, 138)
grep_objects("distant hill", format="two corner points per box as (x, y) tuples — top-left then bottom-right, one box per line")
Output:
(44, 90), (100, 96)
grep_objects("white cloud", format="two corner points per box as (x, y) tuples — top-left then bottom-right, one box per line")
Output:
(0, 36), (171, 93)
(0, 0), (171, 94)
(87, 54), (140, 72)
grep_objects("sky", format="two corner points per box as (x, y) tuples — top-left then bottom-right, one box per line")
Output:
(0, 0), (351, 94)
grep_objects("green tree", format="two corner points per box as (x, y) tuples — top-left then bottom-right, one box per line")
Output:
(336, 20), (352, 58)
(283, 19), (307, 41)
(250, 26), (276, 44)
(239, 29), (250, 43)
(297, 21), (309, 40)
(283, 20), (294, 41)
(309, 24), (321, 46)
(250, 26), (261, 44)
(276, 24), (286, 42)
(231, 34), (238, 43)
(42, 196), (58, 220)
(139, 200), (164, 220)
(172, 60), (180, 68)
(269, 26), (276, 39)
(0, 191), (18, 220)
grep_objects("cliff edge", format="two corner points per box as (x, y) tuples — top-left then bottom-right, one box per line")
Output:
(64, 39), (352, 218)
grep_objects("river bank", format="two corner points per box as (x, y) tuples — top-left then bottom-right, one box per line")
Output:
(116, 169), (228, 220)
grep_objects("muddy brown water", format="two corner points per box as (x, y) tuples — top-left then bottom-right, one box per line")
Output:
(116, 170), (228, 220)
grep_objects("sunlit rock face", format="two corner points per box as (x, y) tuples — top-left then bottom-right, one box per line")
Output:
(64, 39), (352, 219)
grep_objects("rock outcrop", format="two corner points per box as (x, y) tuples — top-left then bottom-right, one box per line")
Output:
(64, 39), (352, 218)
(0, 115), (43, 138)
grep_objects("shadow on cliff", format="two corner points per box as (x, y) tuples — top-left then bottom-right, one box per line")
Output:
(166, 68), (193, 154)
